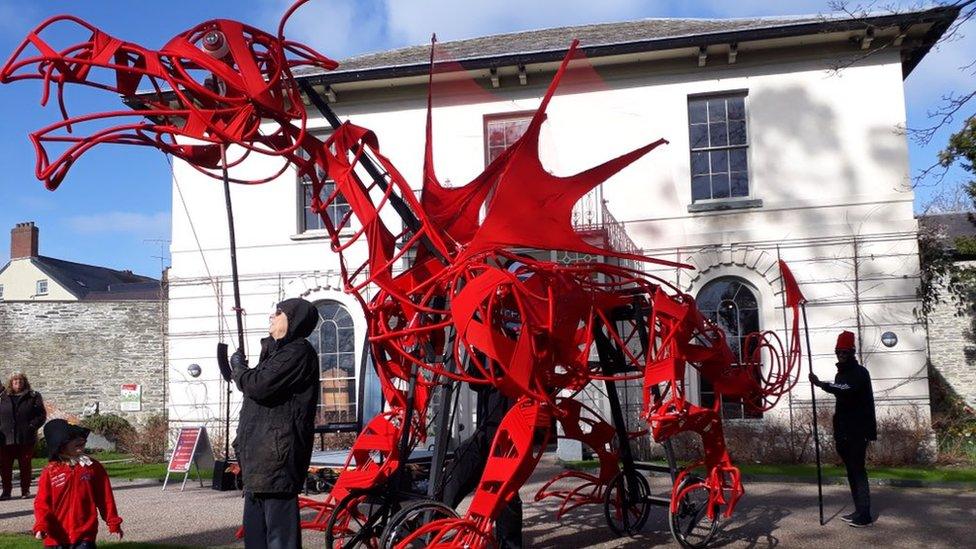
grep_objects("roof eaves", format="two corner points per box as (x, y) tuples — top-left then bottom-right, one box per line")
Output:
(302, 6), (961, 86)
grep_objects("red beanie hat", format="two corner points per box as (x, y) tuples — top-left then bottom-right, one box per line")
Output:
(835, 330), (856, 351)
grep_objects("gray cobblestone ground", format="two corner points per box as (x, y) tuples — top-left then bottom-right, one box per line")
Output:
(0, 457), (973, 548)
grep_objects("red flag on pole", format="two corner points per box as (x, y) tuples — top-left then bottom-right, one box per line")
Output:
(778, 259), (806, 307)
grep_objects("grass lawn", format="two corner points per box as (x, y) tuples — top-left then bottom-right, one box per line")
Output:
(562, 459), (976, 483)
(29, 453), (213, 483)
(0, 533), (203, 549)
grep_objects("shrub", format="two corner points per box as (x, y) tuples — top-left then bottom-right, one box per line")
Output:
(868, 405), (933, 466)
(123, 414), (169, 464)
(82, 413), (136, 452)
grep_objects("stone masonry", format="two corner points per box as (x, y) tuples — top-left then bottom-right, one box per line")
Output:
(926, 262), (976, 409)
(0, 300), (165, 424)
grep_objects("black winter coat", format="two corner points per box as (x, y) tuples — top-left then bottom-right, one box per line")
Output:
(232, 298), (320, 494)
(818, 359), (877, 441)
(0, 389), (47, 446)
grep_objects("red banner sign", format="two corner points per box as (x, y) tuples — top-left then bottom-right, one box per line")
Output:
(167, 427), (201, 473)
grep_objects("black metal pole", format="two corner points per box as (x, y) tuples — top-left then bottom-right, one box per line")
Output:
(297, 80), (448, 265)
(802, 303), (825, 526)
(220, 144), (243, 461)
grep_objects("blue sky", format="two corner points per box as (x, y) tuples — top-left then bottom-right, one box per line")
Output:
(0, 0), (971, 277)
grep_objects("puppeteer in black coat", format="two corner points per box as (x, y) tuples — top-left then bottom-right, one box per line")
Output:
(810, 330), (877, 527)
(230, 298), (319, 549)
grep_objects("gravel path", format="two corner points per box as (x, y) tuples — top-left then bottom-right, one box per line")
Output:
(0, 457), (973, 548)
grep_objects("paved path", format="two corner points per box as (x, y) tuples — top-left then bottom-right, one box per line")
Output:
(0, 457), (973, 548)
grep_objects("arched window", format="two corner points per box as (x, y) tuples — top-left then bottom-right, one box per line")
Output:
(696, 277), (763, 419)
(308, 300), (356, 425)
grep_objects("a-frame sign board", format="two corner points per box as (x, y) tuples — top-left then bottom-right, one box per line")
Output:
(163, 426), (214, 491)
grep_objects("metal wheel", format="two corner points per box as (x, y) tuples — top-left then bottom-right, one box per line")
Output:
(325, 492), (390, 549)
(668, 476), (719, 549)
(602, 469), (651, 536)
(379, 499), (458, 549)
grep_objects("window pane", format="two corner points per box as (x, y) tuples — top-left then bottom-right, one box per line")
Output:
(335, 308), (354, 328)
(305, 209), (320, 231)
(730, 172), (749, 197)
(708, 123), (728, 147)
(321, 354), (338, 376)
(696, 278), (762, 420)
(709, 150), (729, 175)
(688, 100), (708, 124)
(729, 120), (747, 146)
(711, 173), (730, 199)
(691, 175), (711, 201)
(707, 98), (726, 123)
(338, 327), (355, 352)
(504, 120), (528, 143)
(700, 378), (715, 408)
(338, 353), (355, 375)
(322, 324), (337, 350)
(727, 97), (745, 120)
(740, 303), (759, 327)
(690, 152), (709, 176)
(729, 149), (748, 172)
(488, 126), (505, 146)
(689, 124), (709, 149)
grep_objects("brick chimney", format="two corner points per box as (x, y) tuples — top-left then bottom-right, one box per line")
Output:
(11, 222), (39, 259)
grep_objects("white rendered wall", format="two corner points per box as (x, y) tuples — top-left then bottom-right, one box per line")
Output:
(0, 258), (77, 301)
(166, 49), (929, 452)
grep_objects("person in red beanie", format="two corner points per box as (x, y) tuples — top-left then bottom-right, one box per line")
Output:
(33, 419), (123, 548)
(809, 330), (877, 527)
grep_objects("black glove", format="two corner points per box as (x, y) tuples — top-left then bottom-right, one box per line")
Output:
(230, 349), (248, 370)
(808, 372), (820, 386)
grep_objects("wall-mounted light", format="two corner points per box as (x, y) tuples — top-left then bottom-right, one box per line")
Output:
(880, 331), (897, 348)
(188, 363), (202, 378)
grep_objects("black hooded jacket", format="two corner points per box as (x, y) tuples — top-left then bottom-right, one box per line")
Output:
(818, 358), (877, 441)
(232, 298), (320, 494)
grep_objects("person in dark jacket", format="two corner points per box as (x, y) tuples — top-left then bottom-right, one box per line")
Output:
(0, 371), (47, 500)
(230, 298), (319, 549)
(809, 330), (877, 527)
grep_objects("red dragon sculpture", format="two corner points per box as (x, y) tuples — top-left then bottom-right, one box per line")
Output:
(1, 1), (804, 547)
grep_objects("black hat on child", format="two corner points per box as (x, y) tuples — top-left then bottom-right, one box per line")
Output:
(43, 419), (90, 460)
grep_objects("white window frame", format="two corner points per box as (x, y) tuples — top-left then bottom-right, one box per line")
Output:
(688, 90), (751, 203)
(36, 279), (48, 296)
(695, 276), (764, 421)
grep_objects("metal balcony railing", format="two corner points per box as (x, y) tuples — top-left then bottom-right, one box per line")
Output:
(571, 186), (640, 257)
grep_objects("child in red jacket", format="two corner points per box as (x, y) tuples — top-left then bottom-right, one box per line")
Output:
(33, 419), (123, 548)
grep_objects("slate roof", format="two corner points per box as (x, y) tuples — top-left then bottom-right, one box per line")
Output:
(919, 213), (976, 239)
(30, 256), (159, 300)
(919, 212), (976, 259)
(301, 15), (822, 75)
(297, 6), (959, 84)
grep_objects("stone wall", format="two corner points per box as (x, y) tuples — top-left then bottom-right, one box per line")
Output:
(926, 263), (976, 409)
(0, 300), (165, 424)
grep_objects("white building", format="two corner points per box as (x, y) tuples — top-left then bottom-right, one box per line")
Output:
(164, 7), (959, 456)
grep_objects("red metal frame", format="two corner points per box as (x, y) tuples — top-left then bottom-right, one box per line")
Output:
(2, 2), (806, 547)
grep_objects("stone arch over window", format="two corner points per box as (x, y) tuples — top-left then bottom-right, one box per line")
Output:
(308, 300), (356, 425)
(696, 276), (763, 420)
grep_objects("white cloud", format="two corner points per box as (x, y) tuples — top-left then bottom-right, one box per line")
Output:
(267, 0), (390, 59)
(65, 211), (170, 237)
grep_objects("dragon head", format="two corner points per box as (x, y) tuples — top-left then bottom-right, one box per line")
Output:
(0, 1), (336, 189)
